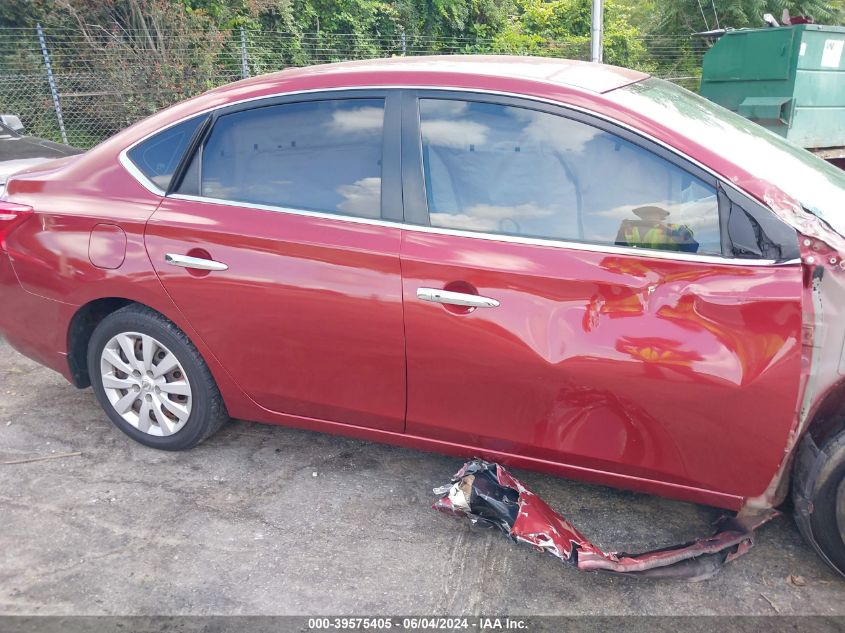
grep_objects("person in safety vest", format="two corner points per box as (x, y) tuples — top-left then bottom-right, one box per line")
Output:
(614, 205), (699, 253)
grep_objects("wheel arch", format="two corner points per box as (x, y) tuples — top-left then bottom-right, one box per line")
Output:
(67, 295), (254, 421)
(805, 378), (845, 448)
(783, 378), (845, 507)
(67, 297), (135, 387)
(791, 385), (845, 578)
(64, 297), (200, 388)
(741, 378), (845, 510)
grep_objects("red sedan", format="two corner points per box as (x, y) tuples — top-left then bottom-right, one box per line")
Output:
(2, 56), (845, 575)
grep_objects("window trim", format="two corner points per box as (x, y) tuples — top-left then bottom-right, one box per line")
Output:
(720, 180), (800, 261)
(165, 190), (795, 267)
(124, 114), (208, 194)
(406, 90), (778, 260)
(167, 114), (211, 195)
(174, 90), (399, 222)
(118, 85), (800, 267)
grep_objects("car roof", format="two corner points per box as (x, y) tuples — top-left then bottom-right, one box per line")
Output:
(221, 55), (650, 96)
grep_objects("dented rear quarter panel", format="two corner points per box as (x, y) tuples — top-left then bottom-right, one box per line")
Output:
(1, 153), (255, 418)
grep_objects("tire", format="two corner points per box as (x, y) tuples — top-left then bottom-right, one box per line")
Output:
(87, 304), (228, 450)
(792, 428), (845, 577)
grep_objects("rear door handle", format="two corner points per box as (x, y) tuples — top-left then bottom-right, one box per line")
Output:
(165, 253), (228, 272)
(416, 287), (500, 308)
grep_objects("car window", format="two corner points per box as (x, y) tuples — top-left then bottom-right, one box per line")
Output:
(612, 78), (845, 238)
(419, 99), (721, 256)
(127, 115), (204, 191)
(199, 99), (384, 219)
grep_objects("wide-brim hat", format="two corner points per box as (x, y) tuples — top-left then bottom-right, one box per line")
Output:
(633, 205), (670, 219)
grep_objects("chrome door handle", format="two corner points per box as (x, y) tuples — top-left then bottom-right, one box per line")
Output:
(165, 253), (228, 272)
(416, 287), (500, 308)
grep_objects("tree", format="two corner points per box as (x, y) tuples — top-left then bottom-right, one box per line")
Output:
(492, 0), (654, 69)
(640, 0), (845, 90)
(653, 0), (845, 37)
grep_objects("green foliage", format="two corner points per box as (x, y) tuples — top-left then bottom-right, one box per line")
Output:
(492, 0), (654, 68)
(652, 0), (845, 35)
(2, 0), (844, 147)
(0, 0), (54, 28)
(635, 0), (844, 91)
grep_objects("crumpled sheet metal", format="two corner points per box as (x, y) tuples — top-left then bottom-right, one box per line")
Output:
(745, 185), (845, 510)
(434, 459), (777, 581)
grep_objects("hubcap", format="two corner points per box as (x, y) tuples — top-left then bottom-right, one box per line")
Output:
(99, 332), (193, 436)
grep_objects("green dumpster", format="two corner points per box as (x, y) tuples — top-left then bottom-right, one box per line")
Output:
(700, 24), (845, 160)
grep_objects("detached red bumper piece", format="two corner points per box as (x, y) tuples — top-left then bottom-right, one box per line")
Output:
(433, 460), (777, 581)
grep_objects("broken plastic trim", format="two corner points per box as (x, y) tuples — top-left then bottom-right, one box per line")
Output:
(434, 459), (777, 581)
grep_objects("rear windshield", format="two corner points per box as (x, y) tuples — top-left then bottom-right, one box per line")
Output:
(610, 78), (845, 236)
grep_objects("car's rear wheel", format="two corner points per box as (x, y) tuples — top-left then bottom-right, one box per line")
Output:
(87, 304), (228, 450)
(792, 428), (845, 577)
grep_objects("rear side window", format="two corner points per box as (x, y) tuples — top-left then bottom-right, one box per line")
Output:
(198, 99), (384, 218)
(127, 116), (204, 191)
(419, 99), (721, 256)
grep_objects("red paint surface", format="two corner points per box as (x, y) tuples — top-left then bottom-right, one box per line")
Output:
(0, 57), (815, 510)
(402, 231), (802, 497)
(145, 198), (406, 431)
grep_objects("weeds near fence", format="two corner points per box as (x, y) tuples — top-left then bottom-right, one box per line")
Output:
(0, 25), (705, 148)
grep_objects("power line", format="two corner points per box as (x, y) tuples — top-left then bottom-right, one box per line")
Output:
(710, 0), (721, 29)
(696, 0), (711, 30)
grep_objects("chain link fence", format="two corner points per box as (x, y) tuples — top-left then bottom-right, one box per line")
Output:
(0, 25), (704, 149)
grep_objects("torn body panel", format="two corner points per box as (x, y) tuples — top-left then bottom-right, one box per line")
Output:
(743, 187), (845, 511)
(435, 459), (776, 581)
(603, 79), (845, 513)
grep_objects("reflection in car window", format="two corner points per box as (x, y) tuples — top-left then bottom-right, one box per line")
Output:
(419, 99), (721, 255)
(612, 78), (845, 238)
(200, 99), (384, 218)
(127, 115), (204, 190)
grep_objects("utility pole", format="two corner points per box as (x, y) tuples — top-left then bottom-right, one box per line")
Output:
(591, 0), (603, 63)
(239, 26), (250, 79)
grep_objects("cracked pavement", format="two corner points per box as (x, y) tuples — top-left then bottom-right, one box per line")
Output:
(1, 337), (845, 615)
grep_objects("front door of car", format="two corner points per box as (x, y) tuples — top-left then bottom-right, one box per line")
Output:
(399, 92), (804, 498)
(144, 92), (407, 431)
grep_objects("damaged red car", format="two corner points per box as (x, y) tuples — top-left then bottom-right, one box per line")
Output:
(2, 56), (845, 576)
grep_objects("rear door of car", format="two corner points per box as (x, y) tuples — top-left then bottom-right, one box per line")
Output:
(142, 90), (407, 431)
(398, 90), (804, 499)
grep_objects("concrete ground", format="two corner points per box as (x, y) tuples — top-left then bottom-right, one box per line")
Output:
(1, 337), (844, 616)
